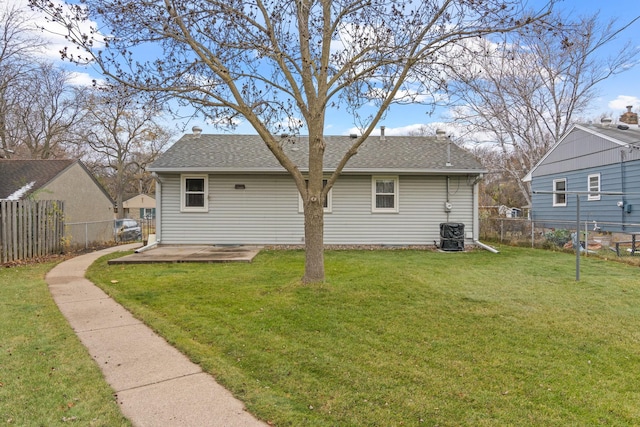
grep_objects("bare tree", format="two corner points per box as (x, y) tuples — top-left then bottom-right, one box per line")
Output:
(32, 0), (555, 282)
(79, 85), (173, 218)
(0, 2), (45, 157)
(12, 62), (86, 158)
(449, 14), (640, 206)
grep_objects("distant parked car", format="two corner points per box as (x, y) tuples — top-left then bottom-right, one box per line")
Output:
(114, 219), (142, 242)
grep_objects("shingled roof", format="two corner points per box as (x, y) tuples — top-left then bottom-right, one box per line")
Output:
(150, 134), (485, 174)
(0, 159), (78, 200)
(0, 159), (113, 203)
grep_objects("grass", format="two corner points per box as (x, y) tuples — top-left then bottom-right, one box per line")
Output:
(0, 262), (131, 427)
(85, 246), (640, 426)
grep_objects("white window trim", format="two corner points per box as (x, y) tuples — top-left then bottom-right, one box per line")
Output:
(588, 173), (601, 201)
(298, 178), (332, 213)
(372, 176), (399, 213)
(553, 178), (567, 207)
(180, 174), (209, 212)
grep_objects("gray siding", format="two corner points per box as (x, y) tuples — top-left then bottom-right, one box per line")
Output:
(158, 173), (475, 245)
(532, 128), (640, 178)
(531, 160), (640, 232)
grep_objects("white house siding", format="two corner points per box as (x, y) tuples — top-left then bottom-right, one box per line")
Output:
(158, 173), (475, 245)
(324, 175), (473, 244)
(159, 174), (302, 244)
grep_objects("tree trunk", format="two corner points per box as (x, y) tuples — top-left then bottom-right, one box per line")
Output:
(303, 197), (324, 283)
(302, 126), (326, 284)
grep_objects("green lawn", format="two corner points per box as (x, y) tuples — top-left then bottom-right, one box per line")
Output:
(85, 247), (640, 426)
(0, 263), (130, 426)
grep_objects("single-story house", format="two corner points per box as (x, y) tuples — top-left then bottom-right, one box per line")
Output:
(0, 159), (115, 245)
(123, 194), (156, 220)
(148, 131), (486, 247)
(524, 112), (640, 233)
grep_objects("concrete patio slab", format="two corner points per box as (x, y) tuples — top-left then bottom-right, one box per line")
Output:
(107, 245), (262, 264)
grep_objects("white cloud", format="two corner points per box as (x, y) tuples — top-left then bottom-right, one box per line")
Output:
(608, 95), (640, 111)
(6, 0), (103, 62)
(67, 71), (103, 87)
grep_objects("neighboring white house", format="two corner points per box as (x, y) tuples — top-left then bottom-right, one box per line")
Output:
(148, 132), (486, 246)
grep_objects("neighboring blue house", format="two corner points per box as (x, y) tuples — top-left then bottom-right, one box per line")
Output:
(524, 114), (640, 233)
(148, 131), (486, 246)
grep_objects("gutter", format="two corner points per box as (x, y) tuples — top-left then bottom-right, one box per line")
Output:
(474, 240), (499, 254)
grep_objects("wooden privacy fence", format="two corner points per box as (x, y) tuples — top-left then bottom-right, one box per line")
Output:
(0, 200), (65, 264)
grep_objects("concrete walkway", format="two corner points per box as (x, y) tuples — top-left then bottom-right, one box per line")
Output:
(46, 244), (268, 427)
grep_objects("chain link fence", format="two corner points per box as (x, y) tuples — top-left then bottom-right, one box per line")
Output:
(480, 217), (640, 257)
(65, 218), (155, 250)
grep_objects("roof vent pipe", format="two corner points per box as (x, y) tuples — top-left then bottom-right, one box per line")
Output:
(600, 117), (612, 128)
(436, 128), (446, 140)
(350, 133), (358, 139)
(380, 126), (386, 141)
(192, 126), (203, 137)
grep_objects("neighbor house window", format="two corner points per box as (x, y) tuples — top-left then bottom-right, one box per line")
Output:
(139, 208), (156, 219)
(588, 173), (601, 201)
(299, 178), (332, 213)
(553, 178), (567, 207)
(181, 174), (208, 212)
(372, 176), (399, 212)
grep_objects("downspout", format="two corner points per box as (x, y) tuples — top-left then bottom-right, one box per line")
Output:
(137, 172), (162, 253)
(474, 239), (499, 254)
(471, 173), (499, 253)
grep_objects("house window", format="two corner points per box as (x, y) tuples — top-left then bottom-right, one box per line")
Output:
(299, 178), (332, 213)
(553, 178), (567, 207)
(588, 174), (601, 201)
(372, 176), (399, 212)
(181, 174), (208, 212)
(139, 208), (156, 219)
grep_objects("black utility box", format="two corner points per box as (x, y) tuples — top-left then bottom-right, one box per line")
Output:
(440, 223), (465, 251)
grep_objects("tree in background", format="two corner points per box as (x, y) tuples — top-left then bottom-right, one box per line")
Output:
(449, 13), (640, 207)
(0, 3), (45, 158)
(12, 62), (85, 159)
(33, 0), (556, 282)
(79, 86), (173, 218)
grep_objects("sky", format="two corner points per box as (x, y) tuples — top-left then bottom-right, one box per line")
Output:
(9, 0), (640, 138)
